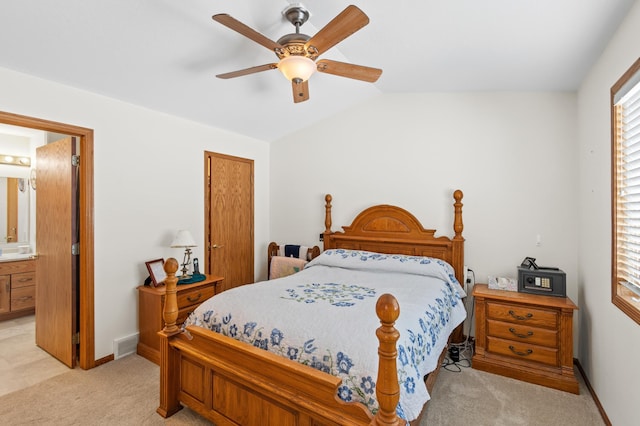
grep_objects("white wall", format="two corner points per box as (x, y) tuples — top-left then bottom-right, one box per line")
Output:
(577, 2), (640, 425)
(270, 92), (579, 341)
(0, 66), (270, 359)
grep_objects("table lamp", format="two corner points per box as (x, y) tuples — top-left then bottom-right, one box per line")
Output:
(170, 230), (197, 278)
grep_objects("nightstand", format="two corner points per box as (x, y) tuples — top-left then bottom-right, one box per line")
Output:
(137, 275), (223, 364)
(472, 284), (579, 394)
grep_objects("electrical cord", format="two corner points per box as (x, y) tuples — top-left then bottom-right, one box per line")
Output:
(441, 341), (473, 372)
(463, 268), (475, 343)
(442, 269), (476, 372)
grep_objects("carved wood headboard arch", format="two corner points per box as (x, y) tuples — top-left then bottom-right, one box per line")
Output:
(322, 190), (465, 284)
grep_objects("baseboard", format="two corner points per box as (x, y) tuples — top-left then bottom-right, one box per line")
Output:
(94, 354), (114, 366)
(574, 358), (612, 426)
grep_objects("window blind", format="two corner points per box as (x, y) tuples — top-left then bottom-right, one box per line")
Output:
(616, 73), (640, 292)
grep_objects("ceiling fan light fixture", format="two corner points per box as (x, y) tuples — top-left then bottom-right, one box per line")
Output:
(278, 55), (316, 82)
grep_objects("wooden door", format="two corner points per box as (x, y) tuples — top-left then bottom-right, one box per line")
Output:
(6, 178), (18, 242)
(0, 275), (9, 314)
(35, 137), (78, 368)
(205, 152), (254, 292)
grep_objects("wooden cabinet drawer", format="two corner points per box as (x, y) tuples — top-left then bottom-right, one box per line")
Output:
(177, 306), (197, 325)
(0, 259), (36, 275)
(177, 285), (214, 309)
(486, 319), (558, 348)
(486, 336), (558, 366)
(11, 285), (35, 311)
(486, 301), (557, 328)
(11, 272), (36, 289)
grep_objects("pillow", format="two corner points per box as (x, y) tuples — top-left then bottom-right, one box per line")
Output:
(306, 249), (466, 297)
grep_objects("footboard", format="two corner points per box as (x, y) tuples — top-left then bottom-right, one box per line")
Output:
(157, 259), (404, 425)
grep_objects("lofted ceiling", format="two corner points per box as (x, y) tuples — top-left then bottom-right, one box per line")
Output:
(0, 0), (635, 142)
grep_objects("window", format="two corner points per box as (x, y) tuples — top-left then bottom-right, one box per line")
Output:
(612, 57), (640, 324)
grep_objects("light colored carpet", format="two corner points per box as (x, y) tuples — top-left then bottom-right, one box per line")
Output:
(425, 364), (603, 425)
(0, 354), (603, 425)
(0, 354), (208, 426)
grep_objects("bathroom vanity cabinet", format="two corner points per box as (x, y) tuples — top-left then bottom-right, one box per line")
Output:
(0, 259), (36, 321)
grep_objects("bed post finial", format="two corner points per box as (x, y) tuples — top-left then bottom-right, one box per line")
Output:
(373, 294), (404, 426)
(453, 189), (464, 240)
(324, 194), (333, 234)
(162, 258), (180, 335)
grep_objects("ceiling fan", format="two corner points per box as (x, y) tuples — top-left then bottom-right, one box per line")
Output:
(212, 4), (382, 103)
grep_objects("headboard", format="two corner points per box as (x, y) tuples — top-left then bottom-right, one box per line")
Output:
(322, 190), (465, 285)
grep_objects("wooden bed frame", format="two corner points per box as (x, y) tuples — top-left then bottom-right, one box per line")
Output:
(157, 190), (464, 425)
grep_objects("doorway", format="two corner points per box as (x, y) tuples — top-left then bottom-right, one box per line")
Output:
(0, 111), (95, 370)
(205, 152), (254, 292)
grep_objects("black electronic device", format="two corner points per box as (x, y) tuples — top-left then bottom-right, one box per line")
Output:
(449, 346), (460, 362)
(520, 257), (538, 270)
(193, 258), (200, 275)
(517, 261), (566, 297)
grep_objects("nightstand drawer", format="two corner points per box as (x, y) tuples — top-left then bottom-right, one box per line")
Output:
(177, 307), (198, 325)
(177, 285), (215, 309)
(487, 319), (557, 348)
(486, 336), (558, 366)
(487, 301), (557, 328)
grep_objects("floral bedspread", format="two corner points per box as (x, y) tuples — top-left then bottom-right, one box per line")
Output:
(184, 249), (467, 422)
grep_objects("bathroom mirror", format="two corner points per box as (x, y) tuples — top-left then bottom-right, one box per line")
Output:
(0, 176), (29, 244)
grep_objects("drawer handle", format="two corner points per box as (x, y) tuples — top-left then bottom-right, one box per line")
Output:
(508, 310), (533, 321)
(17, 277), (33, 283)
(509, 345), (533, 357)
(509, 327), (533, 339)
(187, 293), (202, 303)
(16, 296), (33, 302)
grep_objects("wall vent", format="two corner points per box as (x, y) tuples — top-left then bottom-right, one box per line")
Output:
(113, 333), (139, 359)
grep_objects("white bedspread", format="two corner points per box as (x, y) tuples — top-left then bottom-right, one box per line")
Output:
(185, 249), (467, 422)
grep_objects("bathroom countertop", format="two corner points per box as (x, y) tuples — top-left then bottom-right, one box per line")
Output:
(0, 253), (37, 262)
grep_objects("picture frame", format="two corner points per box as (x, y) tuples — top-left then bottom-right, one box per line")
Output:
(145, 258), (167, 287)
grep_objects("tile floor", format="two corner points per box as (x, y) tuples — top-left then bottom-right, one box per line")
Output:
(0, 315), (70, 397)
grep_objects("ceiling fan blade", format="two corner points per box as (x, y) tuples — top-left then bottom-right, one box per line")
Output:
(316, 59), (382, 83)
(292, 79), (310, 103)
(213, 14), (283, 52)
(216, 63), (278, 79)
(304, 5), (369, 56)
